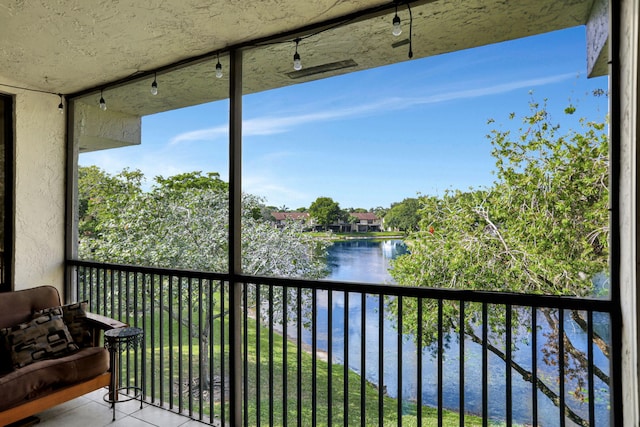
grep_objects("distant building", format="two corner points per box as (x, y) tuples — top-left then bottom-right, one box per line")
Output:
(272, 211), (381, 232)
(271, 212), (310, 228)
(348, 212), (382, 232)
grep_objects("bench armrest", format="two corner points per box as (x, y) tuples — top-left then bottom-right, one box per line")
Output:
(85, 312), (127, 330)
(85, 312), (127, 347)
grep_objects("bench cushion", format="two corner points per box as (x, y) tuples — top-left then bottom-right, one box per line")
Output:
(0, 346), (109, 411)
(0, 287), (61, 330)
(0, 286), (63, 375)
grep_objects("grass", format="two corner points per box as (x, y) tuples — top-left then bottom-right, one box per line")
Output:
(310, 231), (405, 240)
(126, 306), (485, 426)
(244, 316), (483, 427)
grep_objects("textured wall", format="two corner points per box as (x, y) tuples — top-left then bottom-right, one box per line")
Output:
(1, 76), (67, 294)
(587, 0), (609, 77)
(618, 0), (640, 424)
(74, 100), (141, 153)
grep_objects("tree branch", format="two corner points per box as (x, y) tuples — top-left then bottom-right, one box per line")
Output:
(474, 205), (546, 292)
(570, 310), (610, 358)
(465, 329), (589, 427)
(542, 309), (609, 384)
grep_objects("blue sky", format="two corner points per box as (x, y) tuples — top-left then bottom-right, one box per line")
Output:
(80, 26), (609, 210)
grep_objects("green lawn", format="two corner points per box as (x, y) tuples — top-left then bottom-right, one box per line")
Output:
(244, 318), (483, 427)
(310, 231), (405, 240)
(129, 308), (486, 426)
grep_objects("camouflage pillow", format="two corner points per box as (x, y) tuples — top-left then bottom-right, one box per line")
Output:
(1, 309), (79, 368)
(34, 301), (91, 347)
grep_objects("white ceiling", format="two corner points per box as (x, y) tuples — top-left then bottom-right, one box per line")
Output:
(0, 0), (601, 116)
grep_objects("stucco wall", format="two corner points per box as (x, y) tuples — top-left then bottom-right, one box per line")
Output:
(587, 0), (609, 77)
(619, 0), (640, 425)
(0, 76), (66, 294)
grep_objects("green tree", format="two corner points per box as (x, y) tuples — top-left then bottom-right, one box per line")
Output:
(371, 206), (388, 219)
(154, 171), (226, 193)
(78, 166), (144, 238)
(390, 101), (609, 426)
(309, 196), (342, 230)
(383, 197), (421, 232)
(79, 168), (328, 393)
(80, 168), (329, 276)
(261, 205), (278, 221)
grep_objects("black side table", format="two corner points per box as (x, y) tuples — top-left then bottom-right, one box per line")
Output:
(103, 326), (144, 421)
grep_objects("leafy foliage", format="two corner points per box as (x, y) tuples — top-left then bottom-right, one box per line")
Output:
(79, 166), (330, 395)
(392, 101), (608, 296)
(383, 198), (421, 232)
(79, 168), (328, 278)
(308, 196), (343, 229)
(389, 100), (609, 427)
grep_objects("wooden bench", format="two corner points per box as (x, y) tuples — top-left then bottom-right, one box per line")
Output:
(0, 286), (125, 426)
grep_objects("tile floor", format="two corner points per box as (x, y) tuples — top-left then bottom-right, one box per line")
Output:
(32, 388), (212, 427)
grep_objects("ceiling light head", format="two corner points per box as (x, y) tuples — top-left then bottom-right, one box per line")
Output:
(216, 59), (223, 78)
(99, 90), (107, 111)
(293, 52), (302, 71)
(57, 94), (64, 114)
(407, 2), (414, 58)
(293, 38), (302, 71)
(150, 73), (158, 95)
(392, 14), (402, 36)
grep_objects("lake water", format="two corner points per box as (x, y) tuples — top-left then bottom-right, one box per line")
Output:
(295, 239), (610, 426)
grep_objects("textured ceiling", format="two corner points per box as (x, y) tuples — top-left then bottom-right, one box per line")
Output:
(0, 0), (599, 117)
(0, 0), (389, 95)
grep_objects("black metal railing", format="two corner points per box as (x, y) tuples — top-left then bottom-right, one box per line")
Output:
(68, 260), (614, 427)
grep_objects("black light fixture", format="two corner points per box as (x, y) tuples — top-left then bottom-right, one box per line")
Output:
(407, 2), (414, 59)
(99, 89), (106, 111)
(392, 1), (413, 59)
(392, 3), (402, 36)
(216, 53), (223, 78)
(293, 38), (302, 71)
(57, 94), (64, 113)
(150, 72), (158, 95)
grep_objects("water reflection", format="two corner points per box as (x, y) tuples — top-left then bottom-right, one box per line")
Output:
(325, 239), (407, 284)
(287, 239), (611, 426)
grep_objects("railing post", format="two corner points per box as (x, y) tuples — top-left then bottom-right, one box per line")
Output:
(229, 47), (243, 426)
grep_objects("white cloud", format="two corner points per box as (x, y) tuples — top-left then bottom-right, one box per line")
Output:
(404, 72), (576, 106)
(243, 178), (310, 207)
(169, 104), (384, 145)
(169, 126), (228, 145)
(168, 73), (575, 145)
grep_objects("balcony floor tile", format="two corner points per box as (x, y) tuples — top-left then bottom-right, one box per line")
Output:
(32, 387), (203, 427)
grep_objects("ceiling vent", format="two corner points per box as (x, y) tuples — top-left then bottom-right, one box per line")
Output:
(286, 59), (358, 79)
(391, 38), (410, 49)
